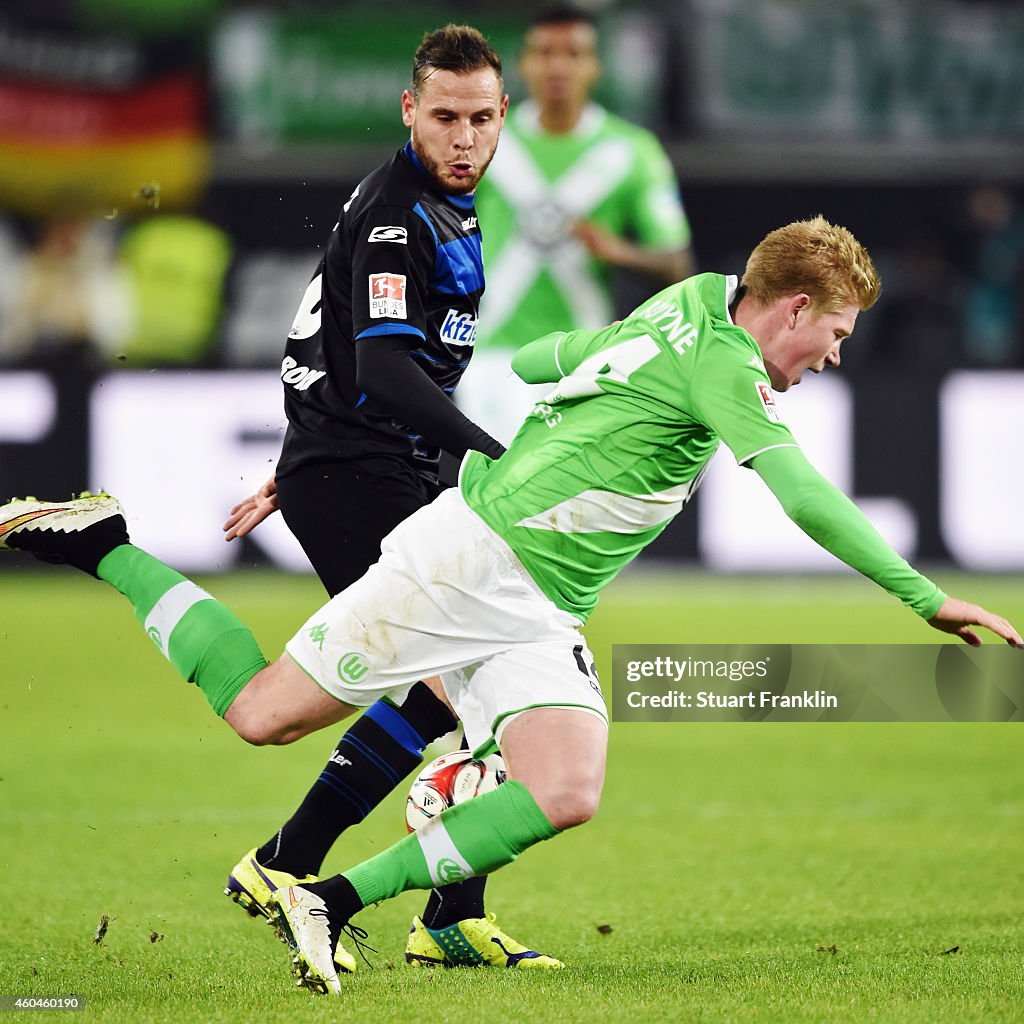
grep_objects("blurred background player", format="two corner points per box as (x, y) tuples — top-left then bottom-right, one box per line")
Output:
(460, 4), (694, 444)
(221, 25), (559, 970)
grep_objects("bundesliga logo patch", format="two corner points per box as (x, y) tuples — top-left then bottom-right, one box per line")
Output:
(369, 273), (407, 319)
(756, 381), (781, 422)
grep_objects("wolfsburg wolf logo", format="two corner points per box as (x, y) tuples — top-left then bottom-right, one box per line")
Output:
(435, 857), (467, 884)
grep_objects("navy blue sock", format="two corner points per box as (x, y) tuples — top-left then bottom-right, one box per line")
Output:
(257, 682), (456, 877)
(421, 876), (488, 929)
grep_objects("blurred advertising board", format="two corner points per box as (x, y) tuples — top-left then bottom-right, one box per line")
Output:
(211, 8), (667, 145)
(1, 368), (1021, 573)
(690, 0), (1024, 141)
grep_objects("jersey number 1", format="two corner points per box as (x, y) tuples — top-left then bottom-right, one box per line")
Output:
(550, 334), (660, 401)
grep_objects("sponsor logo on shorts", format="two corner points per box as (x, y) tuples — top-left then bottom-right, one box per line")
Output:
(369, 273), (407, 319)
(337, 652), (370, 684)
(434, 857), (467, 884)
(756, 381), (781, 422)
(367, 225), (408, 244)
(439, 308), (478, 347)
(308, 623), (328, 650)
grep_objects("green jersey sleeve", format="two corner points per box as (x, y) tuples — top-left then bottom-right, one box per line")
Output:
(629, 129), (691, 251)
(510, 332), (570, 384)
(688, 332), (799, 464)
(512, 322), (634, 396)
(751, 445), (946, 618)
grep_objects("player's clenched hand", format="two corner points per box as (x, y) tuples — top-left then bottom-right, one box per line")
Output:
(927, 596), (1024, 648)
(223, 475), (278, 541)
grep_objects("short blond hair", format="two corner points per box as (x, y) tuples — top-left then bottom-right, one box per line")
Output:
(741, 216), (881, 312)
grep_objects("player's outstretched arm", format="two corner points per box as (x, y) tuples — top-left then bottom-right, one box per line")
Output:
(927, 596), (1024, 648)
(751, 447), (1023, 646)
(223, 474), (278, 541)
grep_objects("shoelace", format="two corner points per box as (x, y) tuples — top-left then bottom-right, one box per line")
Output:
(342, 921), (377, 969)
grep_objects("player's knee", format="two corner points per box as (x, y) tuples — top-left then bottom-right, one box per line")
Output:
(227, 714), (277, 746)
(535, 779), (602, 831)
(224, 699), (300, 747)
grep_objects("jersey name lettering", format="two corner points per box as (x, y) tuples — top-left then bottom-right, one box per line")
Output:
(641, 299), (699, 354)
(281, 355), (326, 392)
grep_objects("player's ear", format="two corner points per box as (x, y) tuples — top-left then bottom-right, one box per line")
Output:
(401, 90), (416, 128)
(789, 293), (812, 327)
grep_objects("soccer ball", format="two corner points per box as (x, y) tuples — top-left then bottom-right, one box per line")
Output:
(405, 750), (506, 833)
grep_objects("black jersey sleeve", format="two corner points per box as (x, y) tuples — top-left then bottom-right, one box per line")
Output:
(350, 205), (433, 343)
(355, 335), (505, 461)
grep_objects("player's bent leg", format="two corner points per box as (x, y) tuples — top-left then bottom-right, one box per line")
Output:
(415, 674), (496, 939)
(269, 775), (562, 993)
(253, 676), (455, 861)
(0, 492), (366, 744)
(404, 709), (605, 970)
(500, 706), (608, 831)
(0, 492), (269, 717)
(272, 711), (605, 990)
(223, 655), (359, 745)
(229, 678), (459, 922)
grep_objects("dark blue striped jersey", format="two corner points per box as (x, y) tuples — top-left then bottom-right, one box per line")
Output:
(277, 142), (484, 477)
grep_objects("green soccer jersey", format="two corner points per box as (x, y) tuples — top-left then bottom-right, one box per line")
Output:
(474, 101), (691, 352)
(460, 273), (792, 621)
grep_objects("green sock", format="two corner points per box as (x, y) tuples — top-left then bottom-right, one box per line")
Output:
(343, 780), (558, 907)
(96, 544), (268, 716)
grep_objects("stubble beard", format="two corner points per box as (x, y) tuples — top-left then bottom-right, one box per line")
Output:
(411, 124), (499, 196)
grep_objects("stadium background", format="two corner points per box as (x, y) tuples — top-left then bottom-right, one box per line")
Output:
(1, 0), (1022, 576)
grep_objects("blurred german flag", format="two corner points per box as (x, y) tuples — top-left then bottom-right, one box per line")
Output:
(0, 18), (209, 216)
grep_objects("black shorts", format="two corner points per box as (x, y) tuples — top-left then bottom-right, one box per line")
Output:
(276, 456), (446, 597)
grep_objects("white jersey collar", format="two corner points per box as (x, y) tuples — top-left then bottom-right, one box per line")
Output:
(516, 99), (607, 139)
(724, 275), (739, 325)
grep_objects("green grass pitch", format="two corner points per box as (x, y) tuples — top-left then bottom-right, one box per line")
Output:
(2, 568), (1022, 1022)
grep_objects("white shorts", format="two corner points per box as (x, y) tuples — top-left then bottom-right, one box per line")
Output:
(285, 488), (607, 753)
